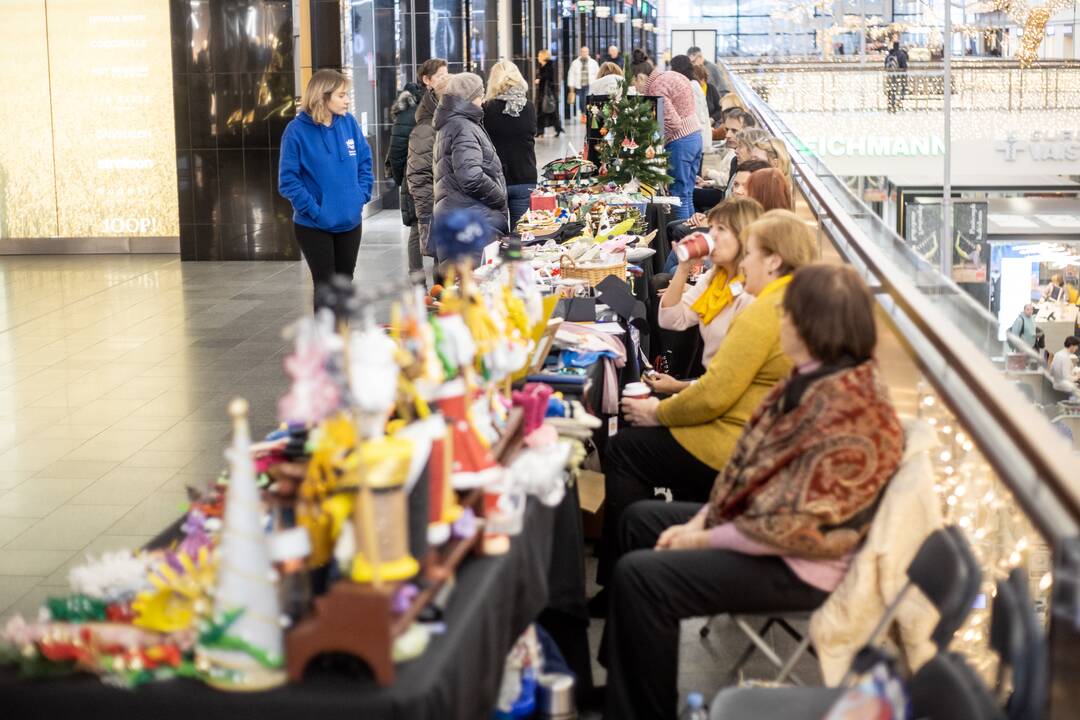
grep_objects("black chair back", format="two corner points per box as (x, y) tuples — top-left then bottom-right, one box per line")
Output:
(1004, 568), (1048, 720)
(906, 527), (982, 648)
(909, 653), (1006, 720)
(990, 579), (1023, 709)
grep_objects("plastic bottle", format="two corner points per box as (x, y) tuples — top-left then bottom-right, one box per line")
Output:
(680, 692), (708, 720)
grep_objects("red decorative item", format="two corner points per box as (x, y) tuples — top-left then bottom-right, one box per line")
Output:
(530, 191), (557, 211)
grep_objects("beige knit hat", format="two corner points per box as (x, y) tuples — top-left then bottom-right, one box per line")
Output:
(444, 72), (485, 102)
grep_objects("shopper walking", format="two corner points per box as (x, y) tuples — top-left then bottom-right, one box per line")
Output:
(484, 60), (537, 227)
(405, 58), (448, 275)
(687, 45), (725, 93)
(645, 66), (702, 221)
(535, 49), (563, 137)
(386, 81), (423, 278)
(1010, 303), (1037, 348)
(884, 39), (909, 113)
(278, 69), (373, 308)
(433, 73), (509, 243)
(567, 46), (600, 123)
(607, 45), (623, 67)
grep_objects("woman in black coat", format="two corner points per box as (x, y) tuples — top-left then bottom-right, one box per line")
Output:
(483, 60), (537, 227)
(432, 73), (509, 241)
(534, 49), (563, 137)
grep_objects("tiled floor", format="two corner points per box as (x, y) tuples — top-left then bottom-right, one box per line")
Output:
(0, 124), (821, 705)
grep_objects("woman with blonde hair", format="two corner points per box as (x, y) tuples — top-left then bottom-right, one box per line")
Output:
(650, 197), (764, 392)
(591, 61), (625, 96)
(595, 209), (816, 603)
(534, 49), (563, 137)
(720, 91), (746, 112)
(484, 60), (537, 224)
(278, 69), (373, 308)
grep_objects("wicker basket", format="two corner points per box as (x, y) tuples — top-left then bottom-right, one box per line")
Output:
(559, 253), (627, 287)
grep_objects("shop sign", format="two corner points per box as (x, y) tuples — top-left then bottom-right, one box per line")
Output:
(801, 135), (945, 158)
(995, 131), (1080, 162)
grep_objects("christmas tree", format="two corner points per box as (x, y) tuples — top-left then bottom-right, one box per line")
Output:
(593, 63), (670, 191)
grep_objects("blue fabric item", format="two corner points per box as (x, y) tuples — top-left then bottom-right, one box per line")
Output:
(666, 133), (703, 222)
(278, 111), (374, 233)
(560, 349), (615, 367)
(431, 208), (494, 263)
(506, 183), (536, 227)
(535, 624), (575, 678)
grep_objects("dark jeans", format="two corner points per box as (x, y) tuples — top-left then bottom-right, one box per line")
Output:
(294, 222), (363, 308)
(406, 223), (423, 276)
(538, 111), (563, 133)
(666, 134), (703, 221)
(575, 86), (589, 115)
(597, 426), (718, 587)
(506, 183), (536, 227)
(601, 501), (830, 720)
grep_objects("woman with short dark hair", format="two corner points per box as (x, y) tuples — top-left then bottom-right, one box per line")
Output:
(601, 262), (904, 720)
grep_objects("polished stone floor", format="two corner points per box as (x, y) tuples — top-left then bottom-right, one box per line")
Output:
(0, 124), (819, 705)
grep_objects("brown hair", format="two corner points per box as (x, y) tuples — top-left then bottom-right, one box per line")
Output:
(782, 264), (877, 364)
(598, 62), (622, 79)
(746, 168), (793, 212)
(742, 209), (816, 276)
(418, 58), (447, 84)
(706, 197), (764, 268)
(692, 65), (709, 83)
(300, 69), (350, 126)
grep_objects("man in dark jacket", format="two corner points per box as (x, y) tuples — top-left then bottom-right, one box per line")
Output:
(433, 73), (509, 243)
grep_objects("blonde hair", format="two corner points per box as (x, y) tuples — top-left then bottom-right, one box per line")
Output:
(538, 49), (551, 63)
(597, 62), (622, 79)
(721, 92), (745, 111)
(300, 69), (350, 126)
(742, 209), (816, 276)
(738, 130), (792, 181)
(706, 196), (764, 268)
(764, 138), (792, 181)
(485, 60), (528, 101)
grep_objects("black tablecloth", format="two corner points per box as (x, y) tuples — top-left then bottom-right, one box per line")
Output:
(0, 495), (588, 720)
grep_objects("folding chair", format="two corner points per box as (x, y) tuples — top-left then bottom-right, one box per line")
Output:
(710, 526), (984, 719)
(991, 568), (1047, 720)
(700, 611), (817, 685)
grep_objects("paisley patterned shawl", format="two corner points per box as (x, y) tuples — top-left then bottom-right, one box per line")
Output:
(705, 360), (904, 560)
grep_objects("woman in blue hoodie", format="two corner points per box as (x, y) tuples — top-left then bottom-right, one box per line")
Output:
(278, 69), (374, 306)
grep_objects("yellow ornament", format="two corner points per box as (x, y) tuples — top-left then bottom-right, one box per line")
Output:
(132, 546), (217, 633)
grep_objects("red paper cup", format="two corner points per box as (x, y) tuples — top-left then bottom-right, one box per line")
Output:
(674, 232), (714, 263)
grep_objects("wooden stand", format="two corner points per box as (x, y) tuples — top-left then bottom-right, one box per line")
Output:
(285, 409), (526, 685)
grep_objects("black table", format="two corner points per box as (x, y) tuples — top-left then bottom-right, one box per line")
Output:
(0, 493), (590, 720)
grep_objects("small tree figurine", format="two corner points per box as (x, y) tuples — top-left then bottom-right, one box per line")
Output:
(594, 63), (671, 190)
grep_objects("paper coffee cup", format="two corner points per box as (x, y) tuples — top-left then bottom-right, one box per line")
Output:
(674, 232), (714, 263)
(623, 382), (651, 398)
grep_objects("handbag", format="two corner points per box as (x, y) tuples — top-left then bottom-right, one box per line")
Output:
(541, 89), (557, 115)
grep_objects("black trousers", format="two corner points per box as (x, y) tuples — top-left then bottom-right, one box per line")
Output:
(294, 222), (363, 307)
(693, 186), (726, 214)
(597, 426), (718, 587)
(601, 501), (830, 720)
(406, 223), (424, 277)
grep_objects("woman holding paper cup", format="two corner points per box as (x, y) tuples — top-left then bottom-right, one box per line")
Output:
(594, 210), (815, 603)
(649, 197), (763, 394)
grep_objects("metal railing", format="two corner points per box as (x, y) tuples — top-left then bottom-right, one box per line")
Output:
(724, 61), (1080, 719)
(727, 59), (1080, 112)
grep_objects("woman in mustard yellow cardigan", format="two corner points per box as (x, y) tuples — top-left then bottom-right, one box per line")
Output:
(593, 210), (816, 603)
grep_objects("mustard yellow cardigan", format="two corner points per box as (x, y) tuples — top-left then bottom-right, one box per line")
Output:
(656, 279), (793, 470)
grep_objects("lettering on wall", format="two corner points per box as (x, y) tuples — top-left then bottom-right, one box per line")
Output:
(802, 135), (946, 158)
(995, 131), (1080, 162)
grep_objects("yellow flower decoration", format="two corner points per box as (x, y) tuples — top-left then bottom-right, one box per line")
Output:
(132, 546), (216, 633)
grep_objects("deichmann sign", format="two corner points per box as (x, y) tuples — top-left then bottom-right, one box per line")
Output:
(801, 135), (946, 158)
(995, 132), (1080, 162)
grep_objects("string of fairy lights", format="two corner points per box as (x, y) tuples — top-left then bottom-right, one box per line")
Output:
(916, 382), (1051, 681)
(768, 0), (1079, 66)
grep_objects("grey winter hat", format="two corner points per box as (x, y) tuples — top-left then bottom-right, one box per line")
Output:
(444, 72), (485, 102)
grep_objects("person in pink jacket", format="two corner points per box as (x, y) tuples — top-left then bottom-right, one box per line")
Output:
(646, 58), (702, 221)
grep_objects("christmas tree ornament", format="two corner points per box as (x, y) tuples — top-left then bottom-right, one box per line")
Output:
(196, 398), (287, 691)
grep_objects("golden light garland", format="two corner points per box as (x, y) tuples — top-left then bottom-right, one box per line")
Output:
(916, 382), (1050, 682)
(992, 0), (1076, 67)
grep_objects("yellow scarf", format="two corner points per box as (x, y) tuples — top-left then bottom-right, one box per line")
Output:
(757, 273), (793, 299)
(690, 268), (745, 325)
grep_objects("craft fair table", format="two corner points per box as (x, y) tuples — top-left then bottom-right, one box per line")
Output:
(0, 494), (590, 720)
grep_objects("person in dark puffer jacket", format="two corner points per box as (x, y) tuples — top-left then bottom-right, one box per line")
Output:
(387, 82), (423, 277)
(407, 90), (439, 263)
(432, 73), (509, 249)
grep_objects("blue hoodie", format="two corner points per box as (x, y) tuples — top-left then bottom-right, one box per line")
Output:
(278, 111), (374, 233)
